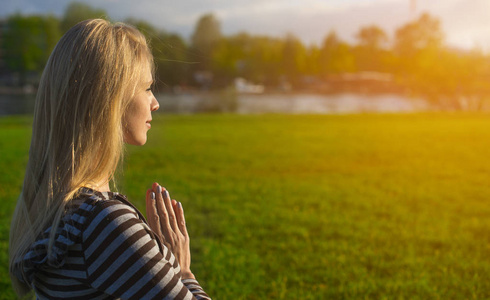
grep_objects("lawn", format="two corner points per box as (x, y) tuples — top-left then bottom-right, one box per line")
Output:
(1, 113), (490, 299)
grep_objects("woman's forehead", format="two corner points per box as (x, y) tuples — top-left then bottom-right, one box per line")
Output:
(141, 63), (153, 83)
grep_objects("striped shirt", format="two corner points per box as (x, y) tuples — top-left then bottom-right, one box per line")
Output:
(14, 189), (211, 300)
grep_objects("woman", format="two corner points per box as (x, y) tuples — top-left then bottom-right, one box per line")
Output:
(9, 19), (210, 299)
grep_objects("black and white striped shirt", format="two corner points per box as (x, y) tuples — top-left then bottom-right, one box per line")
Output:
(14, 189), (211, 300)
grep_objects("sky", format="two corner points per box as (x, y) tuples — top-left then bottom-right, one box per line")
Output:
(3, 0), (490, 51)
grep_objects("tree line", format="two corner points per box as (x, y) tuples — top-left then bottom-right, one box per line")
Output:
(2, 2), (490, 110)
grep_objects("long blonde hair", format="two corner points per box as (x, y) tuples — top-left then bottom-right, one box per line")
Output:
(9, 19), (154, 296)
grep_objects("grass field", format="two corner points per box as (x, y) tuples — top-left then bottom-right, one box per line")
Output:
(1, 112), (490, 299)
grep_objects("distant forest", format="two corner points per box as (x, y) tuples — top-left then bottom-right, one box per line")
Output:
(1, 2), (490, 110)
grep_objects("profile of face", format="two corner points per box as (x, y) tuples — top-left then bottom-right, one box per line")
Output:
(123, 64), (160, 145)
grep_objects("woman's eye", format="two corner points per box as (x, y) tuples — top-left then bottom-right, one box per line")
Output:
(146, 87), (152, 92)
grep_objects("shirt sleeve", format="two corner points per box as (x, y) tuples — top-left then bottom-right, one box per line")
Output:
(82, 200), (211, 300)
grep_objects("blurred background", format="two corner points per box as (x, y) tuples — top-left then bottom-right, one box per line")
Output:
(2, 0), (490, 115)
(2, 1), (490, 299)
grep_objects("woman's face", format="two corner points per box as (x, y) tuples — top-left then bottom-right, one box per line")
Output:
(123, 65), (159, 145)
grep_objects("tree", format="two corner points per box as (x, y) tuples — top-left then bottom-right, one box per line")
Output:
(190, 13), (222, 73)
(61, 2), (107, 33)
(212, 32), (249, 81)
(153, 33), (189, 88)
(392, 13), (490, 110)
(354, 25), (389, 72)
(282, 33), (307, 86)
(125, 18), (159, 37)
(319, 31), (356, 75)
(356, 25), (388, 50)
(394, 13), (443, 56)
(3, 14), (61, 85)
(125, 19), (189, 89)
(305, 45), (321, 76)
(246, 36), (283, 85)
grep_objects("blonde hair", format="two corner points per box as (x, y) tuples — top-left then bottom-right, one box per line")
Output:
(9, 19), (154, 296)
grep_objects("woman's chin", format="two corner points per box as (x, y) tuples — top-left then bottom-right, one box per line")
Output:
(124, 135), (147, 146)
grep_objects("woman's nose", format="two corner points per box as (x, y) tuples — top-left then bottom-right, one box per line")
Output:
(151, 96), (160, 112)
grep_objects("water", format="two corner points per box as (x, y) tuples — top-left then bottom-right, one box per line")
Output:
(0, 93), (36, 116)
(0, 92), (427, 116)
(155, 92), (428, 114)
(235, 93), (427, 114)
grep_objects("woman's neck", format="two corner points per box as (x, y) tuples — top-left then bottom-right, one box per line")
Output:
(94, 178), (111, 192)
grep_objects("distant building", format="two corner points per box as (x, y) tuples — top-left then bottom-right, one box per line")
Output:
(234, 77), (264, 94)
(193, 71), (213, 90)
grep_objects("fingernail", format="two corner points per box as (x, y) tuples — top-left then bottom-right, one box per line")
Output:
(151, 192), (155, 200)
(157, 185), (161, 194)
(178, 202), (182, 209)
(165, 190), (170, 198)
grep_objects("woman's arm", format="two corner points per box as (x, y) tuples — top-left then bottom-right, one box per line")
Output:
(82, 199), (210, 300)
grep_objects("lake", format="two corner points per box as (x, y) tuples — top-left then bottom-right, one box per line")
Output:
(0, 92), (428, 117)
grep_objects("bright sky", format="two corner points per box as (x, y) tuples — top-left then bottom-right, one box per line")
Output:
(3, 0), (490, 51)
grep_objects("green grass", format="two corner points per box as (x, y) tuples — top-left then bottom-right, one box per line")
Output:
(2, 113), (490, 299)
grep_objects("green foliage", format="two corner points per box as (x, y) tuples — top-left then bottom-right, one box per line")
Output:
(213, 33), (284, 85)
(392, 13), (490, 110)
(191, 13), (222, 51)
(395, 13), (443, 56)
(356, 25), (388, 50)
(354, 25), (390, 72)
(282, 34), (308, 85)
(152, 33), (190, 87)
(212, 33), (248, 79)
(190, 13), (222, 72)
(3, 14), (61, 83)
(320, 31), (356, 74)
(60, 2), (107, 32)
(126, 18), (190, 88)
(3, 113), (490, 299)
(3, 6), (490, 110)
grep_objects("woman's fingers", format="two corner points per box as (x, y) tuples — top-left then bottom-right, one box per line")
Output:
(148, 182), (187, 241)
(146, 183), (192, 273)
(173, 200), (188, 237)
(162, 187), (179, 231)
(145, 188), (163, 239)
(152, 183), (172, 241)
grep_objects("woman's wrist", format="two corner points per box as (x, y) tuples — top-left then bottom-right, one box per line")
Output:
(181, 271), (196, 280)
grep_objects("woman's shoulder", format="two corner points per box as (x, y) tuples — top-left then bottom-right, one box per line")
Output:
(56, 188), (141, 243)
(13, 189), (132, 281)
(69, 188), (138, 221)
(71, 188), (149, 240)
